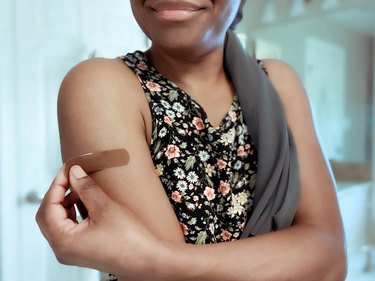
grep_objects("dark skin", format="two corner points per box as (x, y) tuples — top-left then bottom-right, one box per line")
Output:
(36, 1), (347, 280)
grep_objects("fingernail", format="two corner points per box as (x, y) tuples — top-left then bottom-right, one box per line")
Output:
(71, 165), (88, 179)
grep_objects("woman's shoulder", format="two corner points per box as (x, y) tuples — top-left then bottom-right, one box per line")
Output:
(259, 59), (309, 111)
(58, 57), (148, 118)
(60, 57), (141, 100)
(260, 59), (303, 94)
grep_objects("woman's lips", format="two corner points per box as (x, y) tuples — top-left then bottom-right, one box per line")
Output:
(154, 8), (202, 21)
(150, 1), (204, 22)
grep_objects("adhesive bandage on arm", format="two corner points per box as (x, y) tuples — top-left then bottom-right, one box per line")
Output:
(64, 148), (130, 175)
(63, 148), (130, 219)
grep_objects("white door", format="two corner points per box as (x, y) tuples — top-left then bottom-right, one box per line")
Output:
(0, 0), (147, 280)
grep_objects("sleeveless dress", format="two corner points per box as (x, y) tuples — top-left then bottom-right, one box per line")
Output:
(108, 51), (258, 280)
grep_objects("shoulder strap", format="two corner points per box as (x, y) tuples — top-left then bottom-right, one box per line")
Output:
(224, 30), (301, 237)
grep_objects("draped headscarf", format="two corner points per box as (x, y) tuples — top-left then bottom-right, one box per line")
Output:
(225, 0), (301, 237)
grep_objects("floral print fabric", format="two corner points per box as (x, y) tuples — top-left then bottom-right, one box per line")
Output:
(123, 51), (258, 243)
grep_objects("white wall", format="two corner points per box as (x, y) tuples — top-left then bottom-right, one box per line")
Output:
(79, 0), (147, 58)
(247, 18), (372, 163)
(0, 1), (148, 280)
(338, 182), (372, 254)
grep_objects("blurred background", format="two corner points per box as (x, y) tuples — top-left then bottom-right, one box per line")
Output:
(0, 0), (374, 280)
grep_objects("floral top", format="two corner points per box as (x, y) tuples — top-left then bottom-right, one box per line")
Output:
(123, 51), (258, 243)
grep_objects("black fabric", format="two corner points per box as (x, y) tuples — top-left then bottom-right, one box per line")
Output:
(224, 29), (301, 237)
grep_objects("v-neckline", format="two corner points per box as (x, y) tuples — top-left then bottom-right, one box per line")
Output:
(188, 95), (236, 131)
(139, 52), (237, 131)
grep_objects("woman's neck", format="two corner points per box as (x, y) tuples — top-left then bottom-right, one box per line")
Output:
(146, 45), (228, 95)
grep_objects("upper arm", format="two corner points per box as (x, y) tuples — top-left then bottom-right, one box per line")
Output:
(58, 58), (184, 243)
(261, 59), (344, 240)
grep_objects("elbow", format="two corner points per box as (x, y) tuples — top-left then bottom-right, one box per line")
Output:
(302, 224), (348, 281)
(323, 245), (347, 281)
(334, 250), (348, 281)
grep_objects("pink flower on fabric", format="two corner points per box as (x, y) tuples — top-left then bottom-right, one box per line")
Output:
(237, 145), (245, 157)
(180, 223), (188, 236)
(171, 191), (182, 203)
(229, 111), (237, 122)
(165, 144), (180, 159)
(219, 180), (231, 196)
(204, 186), (216, 201)
(146, 81), (161, 92)
(193, 117), (205, 130)
(221, 230), (232, 241)
(217, 159), (227, 170)
(137, 63), (147, 70)
(164, 116), (173, 126)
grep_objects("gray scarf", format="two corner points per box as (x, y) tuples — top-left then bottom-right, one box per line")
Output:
(226, 1), (300, 237)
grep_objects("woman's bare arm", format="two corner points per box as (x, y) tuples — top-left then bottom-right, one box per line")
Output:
(57, 58), (185, 243)
(144, 60), (346, 281)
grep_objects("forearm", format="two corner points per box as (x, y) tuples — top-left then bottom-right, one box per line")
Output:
(38, 164), (346, 281)
(156, 224), (346, 281)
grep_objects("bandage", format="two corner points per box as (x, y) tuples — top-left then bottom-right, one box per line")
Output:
(64, 148), (129, 175)
(64, 148), (129, 220)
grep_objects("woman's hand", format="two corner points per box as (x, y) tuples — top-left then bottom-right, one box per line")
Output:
(36, 165), (169, 281)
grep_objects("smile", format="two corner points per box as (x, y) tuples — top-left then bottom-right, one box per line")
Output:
(150, 1), (205, 22)
(154, 8), (202, 21)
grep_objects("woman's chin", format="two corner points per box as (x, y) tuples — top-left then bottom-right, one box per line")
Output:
(151, 33), (221, 57)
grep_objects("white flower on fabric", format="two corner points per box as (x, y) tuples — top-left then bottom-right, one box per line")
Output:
(205, 164), (215, 177)
(186, 202), (196, 211)
(198, 150), (210, 162)
(155, 164), (164, 176)
(166, 109), (176, 119)
(177, 128), (186, 136)
(227, 204), (245, 217)
(161, 100), (171, 109)
(172, 102), (185, 113)
(235, 191), (250, 205)
(220, 128), (236, 145)
(234, 160), (242, 170)
(174, 167), (186, 179)
(177, 180), (188, 192)
(186, 171), (198, 183)
(159, 127), (167, 137)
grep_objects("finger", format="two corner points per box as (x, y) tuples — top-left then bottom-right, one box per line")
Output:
(36, 165), (80, 243)
(69, 165), (110, 220)
(63, 191), (80, 209)
(42, 165), (70, 205)
(37, 165), (72, 224)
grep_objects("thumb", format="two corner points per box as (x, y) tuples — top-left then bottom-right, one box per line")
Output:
(69, 165), (109, 221)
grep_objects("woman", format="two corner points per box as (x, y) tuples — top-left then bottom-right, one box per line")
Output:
(36, 0), (347, 280)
